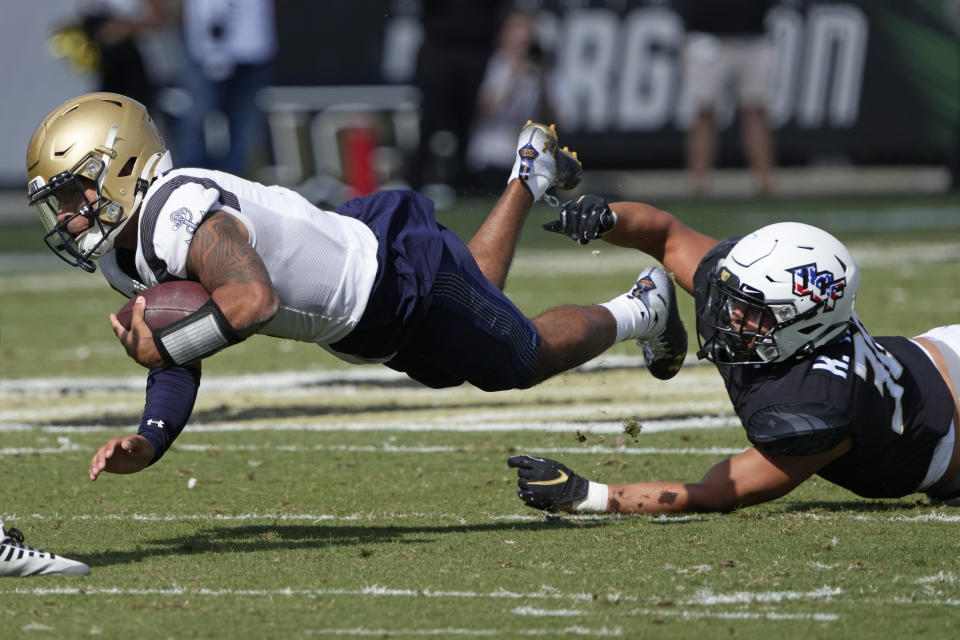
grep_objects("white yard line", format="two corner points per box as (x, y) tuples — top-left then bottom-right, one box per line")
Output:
(0, 355), (713, 396)
(685, 586), (841, 605)
(0, 415), (741, 435)
(172, 443), (747, 456)
(0, 583), (851, 624)
(305, 627), (624, 637)
(0, 439), (744, 458)
(9, 510), (960, 524)
(0, 399), (734, 424)
(16, 579), (960, 617)
(0, 582), (838, 607)
(626, 609), (839, 622)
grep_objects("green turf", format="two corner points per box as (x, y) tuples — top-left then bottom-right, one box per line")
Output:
(2, 194), (960, 638)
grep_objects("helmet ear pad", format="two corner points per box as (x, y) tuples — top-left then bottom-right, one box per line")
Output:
(698, 222), (859, 365)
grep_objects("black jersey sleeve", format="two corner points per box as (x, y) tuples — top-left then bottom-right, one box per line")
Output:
(746, 403), (852, 456)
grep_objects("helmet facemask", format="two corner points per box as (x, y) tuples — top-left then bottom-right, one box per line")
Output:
(28, 154), (129, 273)
(697, 267), (829, 365)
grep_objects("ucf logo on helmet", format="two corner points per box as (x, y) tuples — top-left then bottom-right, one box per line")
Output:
(787, 263), (846, 311)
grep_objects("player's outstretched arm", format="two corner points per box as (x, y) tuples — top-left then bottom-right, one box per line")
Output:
(606, 444), (850, 514)
(543, 197), (716, 296)
(89, 435), (155, 480)
(510, 440), (851, 515)
(88, 365), (201, 480)
(602, 201), (717, 296)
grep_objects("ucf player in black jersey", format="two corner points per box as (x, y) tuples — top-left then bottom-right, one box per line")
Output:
(509, 195), (960, 515)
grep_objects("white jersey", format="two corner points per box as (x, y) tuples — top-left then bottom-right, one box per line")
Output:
(123, 169), (379, 348)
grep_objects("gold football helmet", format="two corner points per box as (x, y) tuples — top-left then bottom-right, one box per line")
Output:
(26, 93), (171, 272)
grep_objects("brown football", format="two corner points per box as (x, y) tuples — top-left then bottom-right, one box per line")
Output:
(116, 281), (211, 331)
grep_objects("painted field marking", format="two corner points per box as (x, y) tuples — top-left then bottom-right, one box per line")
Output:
(172, 443), (748, 456)
(10, 510), (960, 524)
(0, 355), (715, 397)
(511, 606), (584, 617)
(305, 626), (623, 637)
(0, 583), (838, 607)
(0, 437), (83, 456)
(7, 580), (960, 613)
(0, 437), (746, 459)
(0, 399), (736, 425)
(685, 586), (840, 605)
(625, 609), (839, 622)
(1, 415), (742, 435)
(0, 583), (847, 625)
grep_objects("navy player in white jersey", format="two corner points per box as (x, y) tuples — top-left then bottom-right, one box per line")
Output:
(509, 196), (960, 514)
(25, 93), (687, 480)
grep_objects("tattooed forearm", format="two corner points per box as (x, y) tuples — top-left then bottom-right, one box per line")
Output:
(186, 211), (271, 290)
(184, 211), (278, 337)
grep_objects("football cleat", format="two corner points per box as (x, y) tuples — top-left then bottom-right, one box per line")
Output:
(631, 267), (687, 380)
(0, 527), (90, 576)
(553, 146), (583, 192)
(507, 454), (589, 512)
(509, 121), (582, 203)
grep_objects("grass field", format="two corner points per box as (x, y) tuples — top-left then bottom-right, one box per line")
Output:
(2, 193), (960, 638)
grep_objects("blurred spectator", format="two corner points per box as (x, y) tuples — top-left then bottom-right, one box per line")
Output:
(173, 0), (277, 177)
(465, 10), (558, 192)
(677, 0), (776, 196)
(74, 0), (167, 111)
(408, 0), (504, 198)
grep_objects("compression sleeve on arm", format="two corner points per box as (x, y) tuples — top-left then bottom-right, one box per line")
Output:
(137, 364), (202, 465)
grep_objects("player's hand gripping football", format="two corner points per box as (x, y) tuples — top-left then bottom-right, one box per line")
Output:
(507, 454), (589, 512)
(110, 296), (166, 369)
(542, 195), (616, 245)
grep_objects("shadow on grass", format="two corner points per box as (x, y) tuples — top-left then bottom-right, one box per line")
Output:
(75, 501), (944, 567)
(44, 397), (592, 428)
(76, 518), (608, 568)
(777, 499), (928, 513)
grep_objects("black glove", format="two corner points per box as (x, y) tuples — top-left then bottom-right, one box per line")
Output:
(542, 194), (616, 245)
(507, 454), (589, 512)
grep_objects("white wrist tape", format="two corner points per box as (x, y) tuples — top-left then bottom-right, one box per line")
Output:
(571, 482), (609, 513)
(154, 298), (240, 365)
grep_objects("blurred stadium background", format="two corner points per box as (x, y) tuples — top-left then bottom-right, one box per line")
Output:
(2, 0), (960, 208)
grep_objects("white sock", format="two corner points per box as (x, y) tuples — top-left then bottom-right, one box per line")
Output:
(601, 294), (653, 343)
(572, 482), (609, 513)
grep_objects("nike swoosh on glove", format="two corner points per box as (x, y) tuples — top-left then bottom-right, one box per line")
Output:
(507, 454), (589, 511)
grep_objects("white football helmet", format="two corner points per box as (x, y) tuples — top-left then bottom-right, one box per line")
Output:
(697, 222), (860, 365)
(26, 93), (171, 272)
